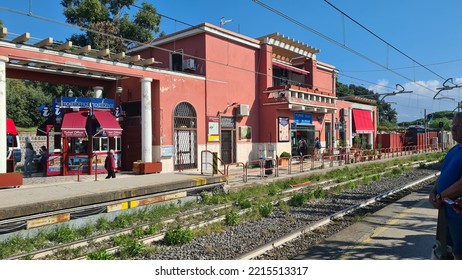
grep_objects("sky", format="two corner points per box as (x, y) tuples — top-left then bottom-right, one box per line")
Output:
(1, 0), (462, 122)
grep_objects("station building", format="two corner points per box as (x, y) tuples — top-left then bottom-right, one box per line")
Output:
(0, 22), (377, 178)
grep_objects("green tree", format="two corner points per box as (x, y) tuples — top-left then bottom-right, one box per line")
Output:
(61, 0), (162, 52)
(428, 117), (451, 131)
(336, 80), (354, 97)
(6, 79), (52, 127)
(337, 81), (398, 128)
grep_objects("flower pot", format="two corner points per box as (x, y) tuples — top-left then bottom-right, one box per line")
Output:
(278, 158), (289, 167)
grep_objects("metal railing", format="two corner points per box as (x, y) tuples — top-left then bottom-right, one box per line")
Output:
(77, 153), (98, 182)
(200, 146), (440, 184)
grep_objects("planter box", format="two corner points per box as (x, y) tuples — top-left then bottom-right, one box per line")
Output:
(0, 172), (23, 188)
(132, 162), (162, 174)
(278, 158), (289, 167)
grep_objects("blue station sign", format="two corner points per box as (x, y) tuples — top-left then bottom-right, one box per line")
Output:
(293, 112), (312, 125)
(52, 97), (115, 110)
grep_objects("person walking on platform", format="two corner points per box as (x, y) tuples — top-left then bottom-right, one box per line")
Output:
(314, 137), (321, 160)
(429, 112), (462, 260)
(104, 149), (116, 179)
(298, 138), (308, 157)
(24, 142), (35, 178)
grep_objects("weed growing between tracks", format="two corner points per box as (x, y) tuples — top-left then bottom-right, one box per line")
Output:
(0, 152), (445, 260)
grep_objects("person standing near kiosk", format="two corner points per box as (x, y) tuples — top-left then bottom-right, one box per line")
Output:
(104, 149), (116, 179)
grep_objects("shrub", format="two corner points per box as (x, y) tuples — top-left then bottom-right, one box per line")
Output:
(238, 199), (252, 209)
(47, 226), (76, 244)
(266, 182), (280, 196)
(391, 168), (403, 176)
(145, 224), (159, 235)
(277, 200), (289, 214)
(164, 226), (193, 245)
(259, 203), (274, 217)
(280, 151), (291, 158)
(289, 193), (307, 207)
(87, 249), (115, 260)
(96, 218), (111, 232)
(120, 240), (146, 259)
(225, 210), (240, 226)
(200, 191), (213, 204)
(313, 187), (325, 199)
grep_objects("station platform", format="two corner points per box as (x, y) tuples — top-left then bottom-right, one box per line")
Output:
(294, 184), (437, 260)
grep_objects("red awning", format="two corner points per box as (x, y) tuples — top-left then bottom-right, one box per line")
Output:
(61, 112), (88, 138)
(273, 61), (310, 75)
(352, 109), (374, 133)
(93, 111), (122, 137)
(6, 119), (18, 135)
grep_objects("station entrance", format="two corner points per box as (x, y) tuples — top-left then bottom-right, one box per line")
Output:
(291, 124), (315, 156)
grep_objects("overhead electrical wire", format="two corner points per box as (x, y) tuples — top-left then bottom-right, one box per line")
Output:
(323, 0), (452, 84)
(0, 3), (454, 109)
(0, 4), (334, 93)
(251, 0), (444, 96)
(342, 58), (462, 73)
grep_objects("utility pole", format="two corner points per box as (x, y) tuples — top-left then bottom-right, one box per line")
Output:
(424, 109), (427, 150)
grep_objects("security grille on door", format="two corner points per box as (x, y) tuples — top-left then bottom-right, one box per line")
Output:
(174, 102), (197, 170)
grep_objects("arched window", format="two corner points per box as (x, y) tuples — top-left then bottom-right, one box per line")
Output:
(173, 102), (197, 170)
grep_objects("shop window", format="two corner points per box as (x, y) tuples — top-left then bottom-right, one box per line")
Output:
(49, 127), (62, 153)
(115, 136), (121, 151)
(70, 138), (88, 153)
(93, 137), (109, 152)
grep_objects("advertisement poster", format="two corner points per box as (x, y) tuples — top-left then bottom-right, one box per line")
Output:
(278, 117), (290, 142)
(239, 126), (252, 141)
(207, 116), (220, 142)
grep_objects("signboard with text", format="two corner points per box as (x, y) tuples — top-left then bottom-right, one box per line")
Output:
(207, 116), (220, 142)
(52, 97), (115, 110)
(294, 112), (312, 125)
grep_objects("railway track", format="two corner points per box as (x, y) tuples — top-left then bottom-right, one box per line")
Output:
(237, 173), (437, 260)
(2, 158), (440, 260)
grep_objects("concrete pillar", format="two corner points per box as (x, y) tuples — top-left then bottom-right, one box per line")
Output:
(0, 56), (9, 173)
(93, 86), (104, 98)
(141, 78), (153, 162)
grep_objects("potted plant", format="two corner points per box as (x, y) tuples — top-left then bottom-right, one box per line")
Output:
(376, 144), (383, 159)
(368, 149), (376, 160)
(278, 152), (291, 166)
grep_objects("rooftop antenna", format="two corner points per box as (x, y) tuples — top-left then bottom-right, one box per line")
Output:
(220, 17), (233, 27)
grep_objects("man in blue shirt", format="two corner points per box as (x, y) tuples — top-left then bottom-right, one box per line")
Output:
(429, 112), (462, 260)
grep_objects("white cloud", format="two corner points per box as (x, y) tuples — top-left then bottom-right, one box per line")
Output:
(367, 79), (389, 94)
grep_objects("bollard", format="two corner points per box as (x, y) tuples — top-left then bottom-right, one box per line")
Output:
(212, 152), (218, 175)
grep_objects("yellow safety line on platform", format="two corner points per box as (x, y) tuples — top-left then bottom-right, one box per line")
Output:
(192, 177), (207, 186)
(339, 199), (427, 260)
(130, 201), (139, 208)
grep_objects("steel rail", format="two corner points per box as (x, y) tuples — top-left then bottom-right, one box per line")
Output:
(0, 182), (225, 227)
(236, 173), (439, 260)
